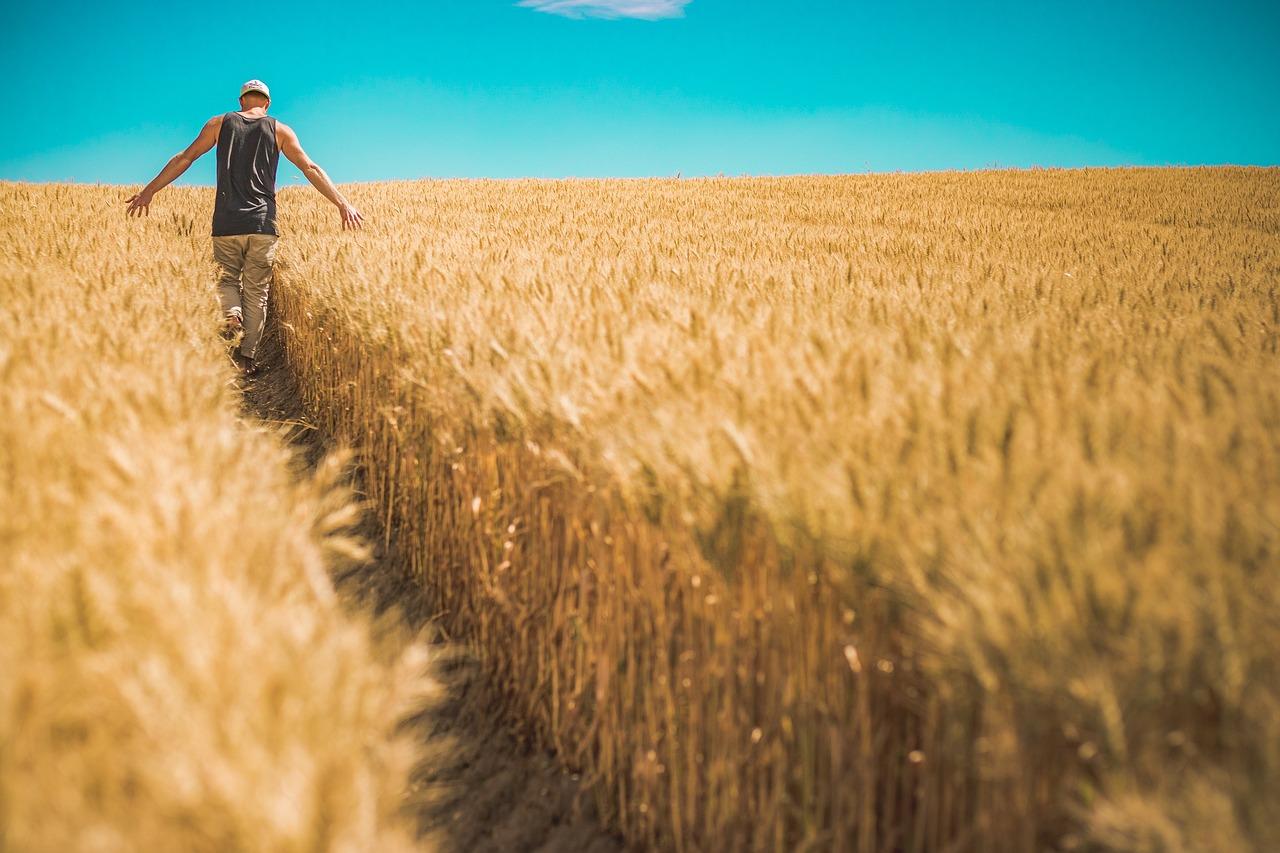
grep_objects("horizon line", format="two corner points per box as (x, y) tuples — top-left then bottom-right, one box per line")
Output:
(4, 163), (1277, 188)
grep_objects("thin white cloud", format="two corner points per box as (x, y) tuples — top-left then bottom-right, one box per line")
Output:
(516, 0), (691, 20)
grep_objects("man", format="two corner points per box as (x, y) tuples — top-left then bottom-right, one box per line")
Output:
(125, 79), (364, 375)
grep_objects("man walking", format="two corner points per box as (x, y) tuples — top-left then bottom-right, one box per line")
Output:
(125, 79), (363, 375)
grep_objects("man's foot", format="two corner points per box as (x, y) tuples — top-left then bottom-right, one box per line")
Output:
(233, 347), (260, 377)
(221, 314), (243, 341)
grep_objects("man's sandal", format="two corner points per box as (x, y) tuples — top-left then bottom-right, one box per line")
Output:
(221, 314), (243, 341)
(233, 346), (259, 377)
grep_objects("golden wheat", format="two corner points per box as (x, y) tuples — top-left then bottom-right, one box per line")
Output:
(0, 183), (434, 852)
(7, 167), (1275, 852)
(265, 168), (1278, 852)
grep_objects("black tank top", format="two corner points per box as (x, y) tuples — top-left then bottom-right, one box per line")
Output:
(212, 112), (280, 237)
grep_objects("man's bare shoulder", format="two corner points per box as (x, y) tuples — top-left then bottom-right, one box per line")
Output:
(274, 121), (303, 152)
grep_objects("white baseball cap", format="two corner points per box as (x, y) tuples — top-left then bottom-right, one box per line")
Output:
(240, 79), (271, 99)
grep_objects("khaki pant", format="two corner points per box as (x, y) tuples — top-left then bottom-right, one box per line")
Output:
(213, 234), (278, 359)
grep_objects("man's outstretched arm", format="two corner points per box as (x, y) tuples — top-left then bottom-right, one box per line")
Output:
(125, 116), (221, 217)
(277, 122), (364, 230)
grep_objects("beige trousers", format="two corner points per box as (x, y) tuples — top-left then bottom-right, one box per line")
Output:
(213, 234), (278, 359)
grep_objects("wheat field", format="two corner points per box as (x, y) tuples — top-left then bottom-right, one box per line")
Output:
(270, 168), (1279, 852)
(0, 183), (435, 851)
(2, 168), (1277, 851)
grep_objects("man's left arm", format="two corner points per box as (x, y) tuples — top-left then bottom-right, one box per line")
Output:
(125, 116), (221, 217)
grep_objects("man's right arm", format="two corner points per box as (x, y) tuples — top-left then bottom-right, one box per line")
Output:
(125, 115), (221, 217)
(277, 122), (364, 230)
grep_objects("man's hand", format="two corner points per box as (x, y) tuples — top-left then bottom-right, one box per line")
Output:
(125, 191), (154, 217)
(340, 202), (365, 230)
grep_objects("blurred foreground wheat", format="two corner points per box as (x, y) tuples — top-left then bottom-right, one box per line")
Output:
(0, 183), (433, 851)
(269, 168), (1279, 852)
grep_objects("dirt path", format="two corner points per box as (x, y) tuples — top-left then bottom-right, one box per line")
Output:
(236, 320), (623, 853)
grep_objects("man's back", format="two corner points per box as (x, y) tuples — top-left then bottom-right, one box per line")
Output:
(213, 111), (280, 237)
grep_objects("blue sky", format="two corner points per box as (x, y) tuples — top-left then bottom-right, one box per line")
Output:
(2, 0), (1277, 183)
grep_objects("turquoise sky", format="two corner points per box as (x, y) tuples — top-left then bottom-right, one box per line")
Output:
(2, 0), (1277, 183)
